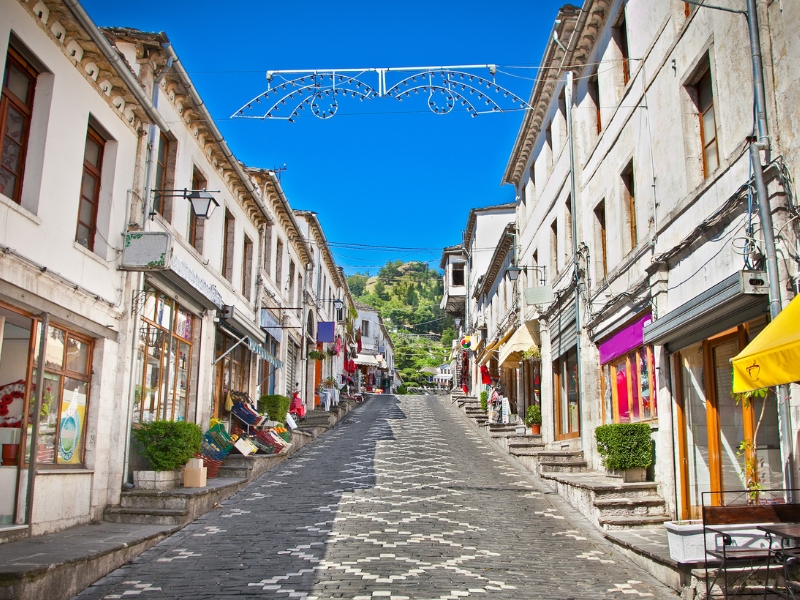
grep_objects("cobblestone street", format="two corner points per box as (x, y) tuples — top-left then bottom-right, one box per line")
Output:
(75, 395), (676, 599)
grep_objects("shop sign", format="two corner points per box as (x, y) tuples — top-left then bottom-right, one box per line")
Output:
(260, 309), (282, 343)
(598, 313), (652, 364)
(121, 232), (172, 270)
(524, 285), (554, 305)
(170, 256), (224, 309)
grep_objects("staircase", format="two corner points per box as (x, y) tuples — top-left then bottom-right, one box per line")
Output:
(536, 450), (588, 474)
(104, 479), (244, 526)
(541, 469), (670, 530)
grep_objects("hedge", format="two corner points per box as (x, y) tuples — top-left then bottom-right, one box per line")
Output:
(595, 422), (652, 471)
(131, 420), (202, 472)
(259, 394), (291, 422)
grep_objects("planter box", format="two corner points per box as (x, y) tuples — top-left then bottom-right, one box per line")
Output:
(606, 466), (646, 482)
(664, 520), (772, 563)
(133, 470), (181, 490)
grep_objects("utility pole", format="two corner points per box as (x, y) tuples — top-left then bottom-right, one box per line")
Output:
(744, 0), (793, 496)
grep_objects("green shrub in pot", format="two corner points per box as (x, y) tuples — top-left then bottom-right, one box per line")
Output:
(131, 420), (202, 472)
(480, 390), (488, 411)
(524, 404), (542, 427)
(594, 423), (653, 470)
(259, 394), (291, 422)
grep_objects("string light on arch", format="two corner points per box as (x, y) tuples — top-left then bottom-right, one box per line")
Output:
(231, 64), (534, 122)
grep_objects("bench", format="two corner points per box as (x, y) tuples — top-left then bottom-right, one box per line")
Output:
(703, 490), (800, 599)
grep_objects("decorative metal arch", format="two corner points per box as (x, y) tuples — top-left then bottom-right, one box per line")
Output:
(232, 64), (533, 122)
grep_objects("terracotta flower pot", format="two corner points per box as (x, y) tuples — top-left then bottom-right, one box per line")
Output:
(530, 424), (541, 435)
(1, 443), (19, 466)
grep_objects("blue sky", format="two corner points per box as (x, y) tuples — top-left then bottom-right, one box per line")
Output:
(81, 0), (562, 275)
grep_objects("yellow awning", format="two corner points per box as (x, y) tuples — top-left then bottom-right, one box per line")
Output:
(498, 321), (540, 368)
(732, 294), (800, 393)
(478, 328), (514, 365)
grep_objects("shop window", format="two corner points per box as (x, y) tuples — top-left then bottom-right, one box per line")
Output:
(222, 209), (235, 281)
(75, 127), (105, 251)
(554, 347), (580, 439)
(133, 287), (194, 424)
(242, 235), (253, 300)
(0, 47), (37, 204)
(31, 323), (93, 465)
(188, 168), (205, 254)
(610, 346), (657, 423)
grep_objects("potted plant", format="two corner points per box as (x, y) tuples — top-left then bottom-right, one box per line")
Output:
(594, 423), (652, 482)
(258, 394), (291, 422)
(480, 390), (489, 412)
(307, 349), (326, 361)
(131, 420), (202, 490)
(524, 404), (542, 435)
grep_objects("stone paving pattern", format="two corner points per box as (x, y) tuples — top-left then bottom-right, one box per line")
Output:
(74, 395), (676, 599)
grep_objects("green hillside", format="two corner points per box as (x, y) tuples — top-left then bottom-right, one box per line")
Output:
(347, 260), (455, 388)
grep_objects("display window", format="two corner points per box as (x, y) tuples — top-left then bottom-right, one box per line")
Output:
(553, 347), (580, 440)
(607, 345), (657, 423)
(29, 324), (92, 464)
(133, 286), (195, 423)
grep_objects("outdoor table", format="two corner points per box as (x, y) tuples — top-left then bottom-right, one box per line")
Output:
(757, 523), (800, 599)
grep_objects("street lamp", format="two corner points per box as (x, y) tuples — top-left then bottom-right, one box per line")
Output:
(454, 318), (462, 328)
(505, 266), (522, 281)
(186, 189), (220, 219)
(151, 188), (220, 220)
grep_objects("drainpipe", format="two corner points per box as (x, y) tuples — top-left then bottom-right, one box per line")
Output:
(744, 0), (793, 497)
(121, 54), (173, 486)
(565, 71), (583, 447)
(25, 313), (49, 534)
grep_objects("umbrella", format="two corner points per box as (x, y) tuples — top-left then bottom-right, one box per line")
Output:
(732, 294), (800, 393)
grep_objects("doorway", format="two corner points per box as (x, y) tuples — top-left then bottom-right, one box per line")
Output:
(675, 317), (781, 518)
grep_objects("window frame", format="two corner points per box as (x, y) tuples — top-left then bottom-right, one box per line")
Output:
(594, 200), (607, 277)
(609, 345), (657, 424)
(222, 209), (235, 282)
(242, 234), (253, 300)
(697, 68), (719, 178)
(75, 127), (105, 251)
(0, 47), (37, 204)
(188, 168), (206, 253)
(29, 322), (94, 467)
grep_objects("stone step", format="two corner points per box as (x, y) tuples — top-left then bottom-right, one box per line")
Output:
(508, 439), (544, 449)
(120, 492), (190, 510)
(534, 451), (584, 462)
(598, 514), (671, 530)
(594, 496), (668, 518)
(216, 465), (252, 478)
(538, 461), (588, 473)
(593, 483), (662, 500)
(509, 446), (546, 457)
(104, 507), (189, 526)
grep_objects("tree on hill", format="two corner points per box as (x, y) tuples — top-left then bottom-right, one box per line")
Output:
(347, 273), (369, 297)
